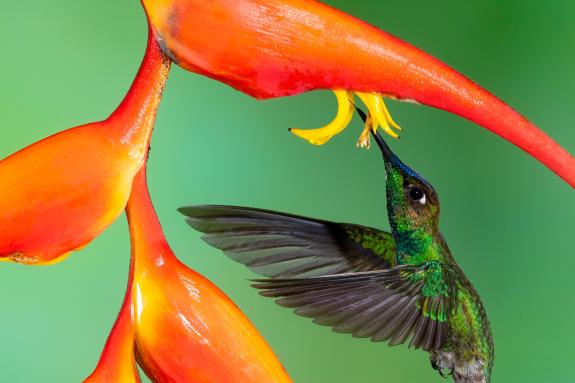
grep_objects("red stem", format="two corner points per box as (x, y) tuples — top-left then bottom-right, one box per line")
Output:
(107, 25), (171, 149)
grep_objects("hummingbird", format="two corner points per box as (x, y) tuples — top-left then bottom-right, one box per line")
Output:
(179, 114), (494, 383)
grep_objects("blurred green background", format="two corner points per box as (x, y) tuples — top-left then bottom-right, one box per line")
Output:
(1, 1), (574, 382)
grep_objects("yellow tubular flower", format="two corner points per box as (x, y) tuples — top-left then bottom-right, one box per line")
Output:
(290, 91), (401, 148)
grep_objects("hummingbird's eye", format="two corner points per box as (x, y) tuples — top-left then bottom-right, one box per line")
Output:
(409, 187), (426, 204)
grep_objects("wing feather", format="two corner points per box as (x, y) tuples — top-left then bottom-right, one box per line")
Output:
(252, 264), (455, 351)
(180, 205), (395, 278)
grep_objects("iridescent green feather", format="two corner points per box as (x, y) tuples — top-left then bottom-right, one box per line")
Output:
(345, 226), (396, 266)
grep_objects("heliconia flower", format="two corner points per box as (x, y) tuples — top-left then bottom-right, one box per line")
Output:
(142, 0), (575, 187)
(127, 168), (292, 383)
(0, 29), (171, 265)
(84, 268), (141, 383)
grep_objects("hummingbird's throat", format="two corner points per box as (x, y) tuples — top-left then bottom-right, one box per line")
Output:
(391, 214), (438, 264)
(289, 90), (401, 148)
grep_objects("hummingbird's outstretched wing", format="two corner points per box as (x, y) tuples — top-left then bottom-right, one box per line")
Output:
(252, 262), (457, 351)
(179, 205), (395, 278)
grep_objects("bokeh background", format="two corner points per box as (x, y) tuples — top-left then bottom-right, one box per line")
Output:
(1, 1), (574, 382)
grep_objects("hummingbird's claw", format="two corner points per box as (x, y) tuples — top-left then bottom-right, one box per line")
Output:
(431, 356), (455, 379)
(290, 90), (401, 147)
(438, 366), (454, 378)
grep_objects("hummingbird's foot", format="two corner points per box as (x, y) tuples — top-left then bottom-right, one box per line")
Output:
(430, 353), (455, 379)
(289, 90), (401, 147)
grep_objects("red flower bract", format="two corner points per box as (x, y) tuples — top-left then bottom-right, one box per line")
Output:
(142, 0), (575, 188)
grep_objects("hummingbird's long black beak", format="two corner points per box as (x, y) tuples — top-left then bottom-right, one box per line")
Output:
(354, 106), (395, 163)
(372, 131), (395, 163)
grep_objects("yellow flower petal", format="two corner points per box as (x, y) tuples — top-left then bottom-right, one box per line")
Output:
(356, 92), (400, 139)
(380, 96), (402, 131)
(289, 90), (354, 145)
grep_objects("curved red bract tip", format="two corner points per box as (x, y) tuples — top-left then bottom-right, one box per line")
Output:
(0, 29), (171, 265)
(143, 0), (575, 188)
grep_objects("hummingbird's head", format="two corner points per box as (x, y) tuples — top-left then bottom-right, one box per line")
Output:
(371, 129), (440, 235)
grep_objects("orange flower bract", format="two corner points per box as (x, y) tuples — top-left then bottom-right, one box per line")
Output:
(84, 274), (141, 383)
(0, 29), (171, 265)
(127, 168), (292, 383)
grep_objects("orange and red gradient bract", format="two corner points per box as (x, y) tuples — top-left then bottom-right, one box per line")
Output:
(127, 169), (292, 383)
(142, 0), (575, 188)
(0, 29), (171, 265)
(84, 269), (141, 383)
